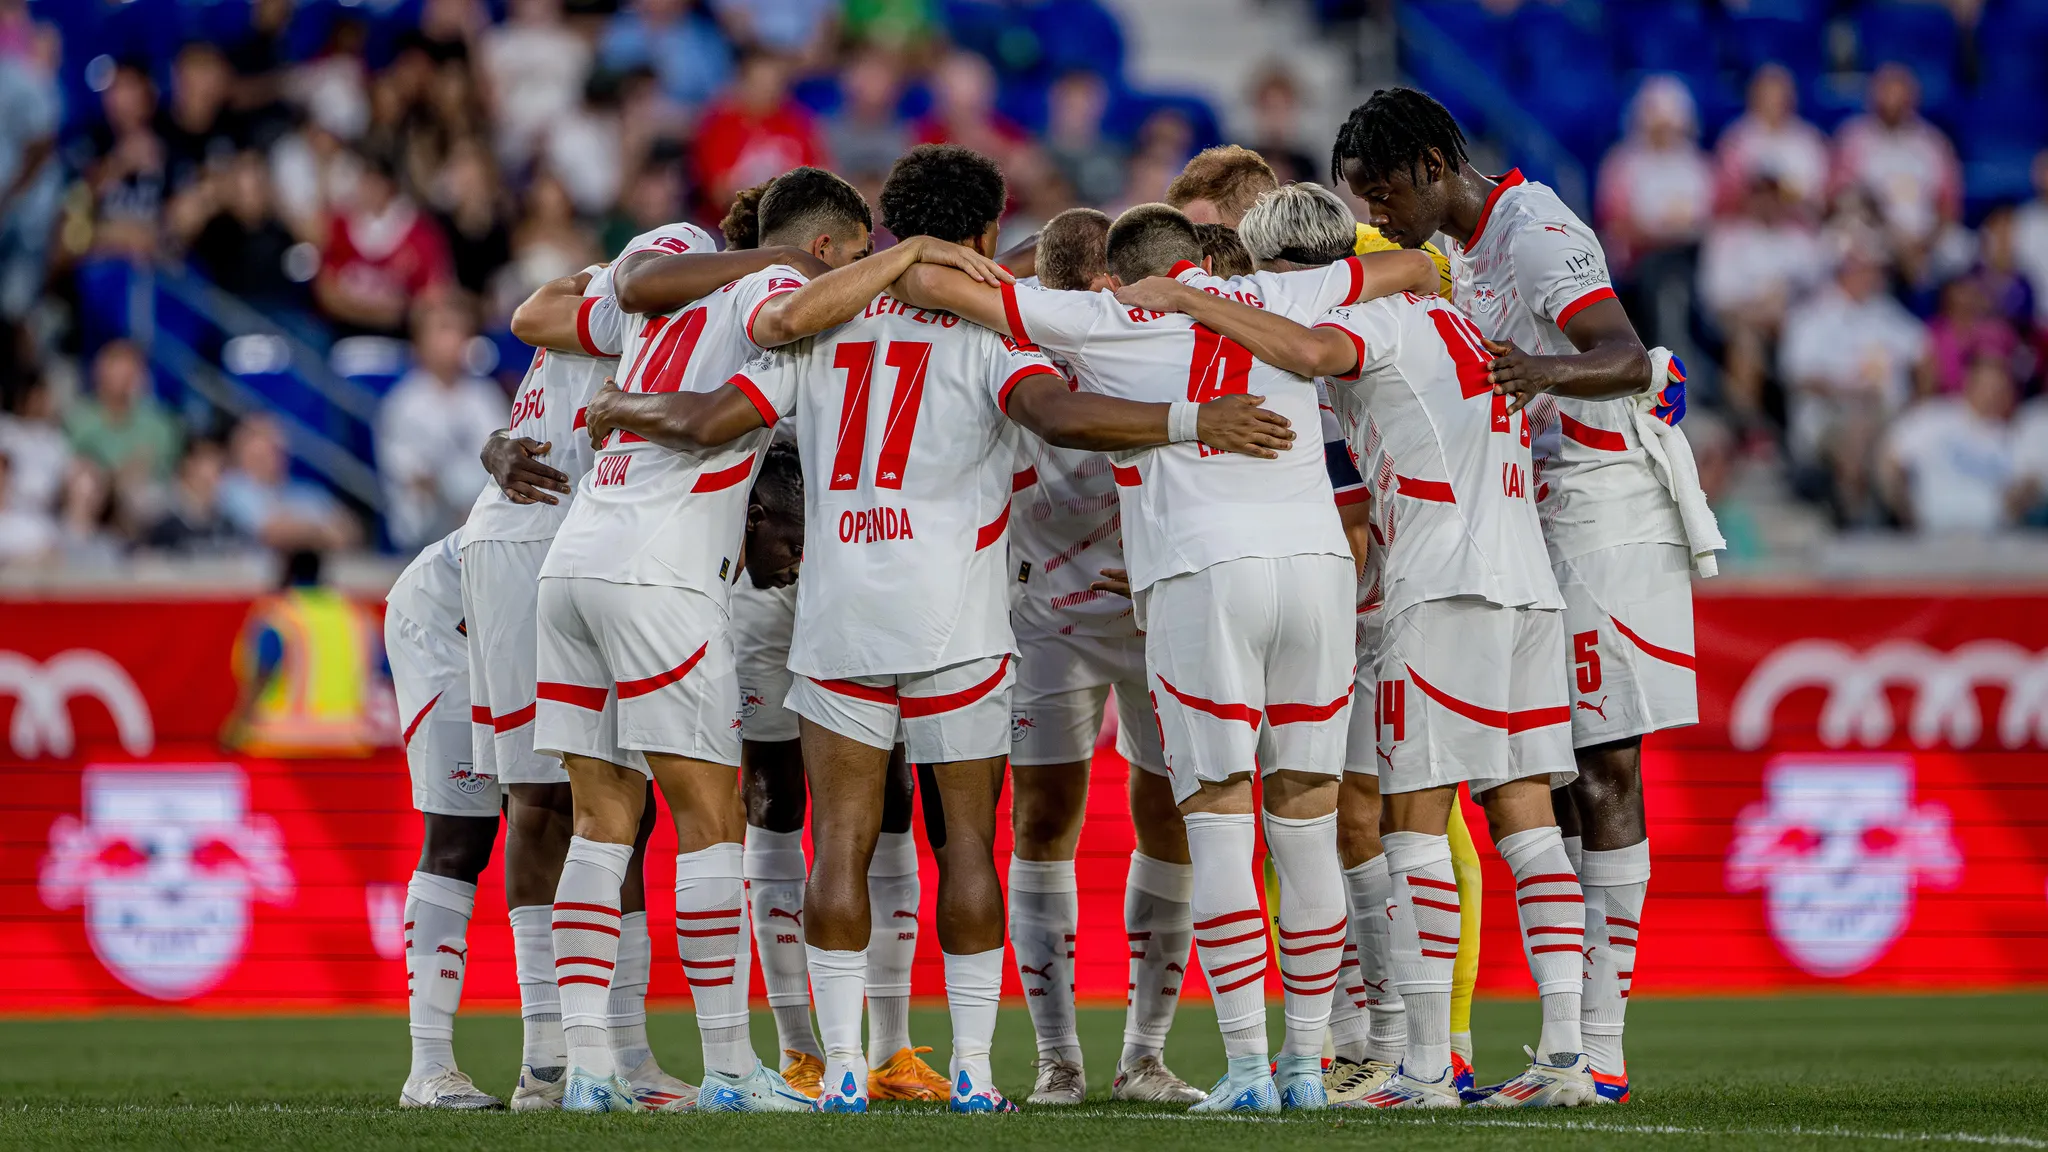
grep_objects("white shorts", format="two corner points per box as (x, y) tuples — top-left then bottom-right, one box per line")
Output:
(1373, 598), (1576, 796)
(1554, 542), (1699, 748)
(786, 653), (1014, 764)
(1140, 554), (1355, 805)
(1344, 604), (1388, 776)
(731, 578), (799, 744)
(533, 577), (742, 774)
(1011, 626), (1165, 774)
(460, 537), (566, 786)
(387, 608), (498, 817)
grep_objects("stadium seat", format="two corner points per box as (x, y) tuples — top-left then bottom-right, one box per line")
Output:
(1719, 4), (1828, 77)
(1856, 2), (1960, 91)
(1615, 0), (1716, 88)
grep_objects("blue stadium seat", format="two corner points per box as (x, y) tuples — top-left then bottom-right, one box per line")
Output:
(1719, 5), (1828, 77)
(1856, 2), (1959, 89)
(1615, 0), (1715, 87)
(1975, 0), (2048, 92)
(1029, 0), (1126, 82)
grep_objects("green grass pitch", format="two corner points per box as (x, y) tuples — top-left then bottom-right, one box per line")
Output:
(3, 994), (2045, 1150)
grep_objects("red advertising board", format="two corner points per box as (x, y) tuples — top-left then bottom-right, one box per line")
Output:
(3, 589), (2046, 1011)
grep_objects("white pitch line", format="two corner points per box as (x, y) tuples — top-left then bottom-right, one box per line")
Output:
(9, 1104), (2048, 1147)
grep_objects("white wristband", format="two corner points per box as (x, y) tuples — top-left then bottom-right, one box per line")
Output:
(1167, 400), (1201, 443)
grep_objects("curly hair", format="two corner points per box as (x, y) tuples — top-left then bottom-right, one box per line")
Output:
(759, 166), (872, 248)
(751, 440), (802, 519)
(880, 144), (1007, 244)
(1331, 87), (1470, 188)
(720, 181), (772, 250)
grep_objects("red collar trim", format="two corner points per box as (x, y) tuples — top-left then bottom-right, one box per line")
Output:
(1169, 260), (1202, 279)
(1464, 168), (1524, 250)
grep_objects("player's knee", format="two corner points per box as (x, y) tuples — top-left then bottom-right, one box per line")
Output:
(1010, 772), (1085, 855)
(1574, 740), (1643, 805)
(418, 814), (498, 881)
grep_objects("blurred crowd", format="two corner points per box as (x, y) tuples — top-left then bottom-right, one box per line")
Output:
(1597, 61), (2048, 539)
(0, 0), (2043, 574)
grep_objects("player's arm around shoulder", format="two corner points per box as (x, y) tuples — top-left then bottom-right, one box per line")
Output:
(754, 236), (1012, 347)
(580, 369), (775, 454)
(1112, 275), (1359, 380)
(1002, 365), (1296, 459)
(508, 269), (596, 351)
(613, 246), (829, 316)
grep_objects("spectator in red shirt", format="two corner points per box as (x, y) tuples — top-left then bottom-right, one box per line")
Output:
(314, 150), (453, 337)
(691, 51), (826, 219)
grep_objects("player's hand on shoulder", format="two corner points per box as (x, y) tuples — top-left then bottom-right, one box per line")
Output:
(584, 378), (624, 451)
(1090, 567), (1132, 600)
(1482, 338), (1548, 415)
(1196, 393), (1295, 459)
(481, 430), (569, 505)
(1113, 276), (1189, 313)
(909, 235), (1015, 284)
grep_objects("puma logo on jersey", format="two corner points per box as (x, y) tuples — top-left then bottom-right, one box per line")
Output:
(1543, 225), (1569, 234)
(1577, 697), (1609, 721)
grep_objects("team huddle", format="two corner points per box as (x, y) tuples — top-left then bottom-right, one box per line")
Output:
(381, 87), (1719, 1116)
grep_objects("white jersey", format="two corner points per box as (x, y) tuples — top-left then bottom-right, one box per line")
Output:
(541, 260), (807, 595)
(999, 259), (1363, 592)
(460, 267), (627, 546)
(734, 292), (1060, 679)
(1446, 170), (1686, 563)
(386, 530), (465, 640)
(1011, 434), (1134, 640)
(1316, 293), (1563, 620)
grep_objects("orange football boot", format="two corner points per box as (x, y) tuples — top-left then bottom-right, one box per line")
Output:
(780, 1051), (825, 1100)
(868, 1046), (950, 1101)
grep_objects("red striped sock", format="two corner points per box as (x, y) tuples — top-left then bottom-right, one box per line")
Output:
(1266, 811), (1345, 1059)
(1383, 830), (1456, 1079)
(1580, 840), (1649, 1074)
(677, 842), (754, 1077)
(1500, 825), (1586, 1057)
(1185, 812), (1268, 1061)
(553, 836), (632, 1078)
(1119, 852), (1193, 1068)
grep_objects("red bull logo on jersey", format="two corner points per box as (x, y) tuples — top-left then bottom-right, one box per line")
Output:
(39, 765), (294, 1000)
(1726, 756), (1960, 978)
(838, 507), (914, 544)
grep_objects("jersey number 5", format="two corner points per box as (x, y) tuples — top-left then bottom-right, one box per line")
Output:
(830, 340), (932, 490)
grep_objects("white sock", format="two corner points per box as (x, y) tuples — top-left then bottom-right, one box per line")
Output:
(943, 947), (1004, 1088)
(1008, 857), (1081, 1063)
(1499, 825), (1586, 1059)
(509, 904), (566, 1073)
(1264, 811), (1344, 1059)
(1383, 830), (1456, 1081)
(1329, 941), (1368, 1063)
(405, 871), (475, 1079)
(553, 837), (632, 1079)
(1580, 840), (1649, 1075)
(1120, 852), (1193, 1069)
(610, 911), (653, 1073)
(808, 945), (869, 1097)
(1184, 811), (1268, 1062)
(1562, 833), (1584, 874)
(865, 830), (919, 1064)
(1343, 855), (1406, 1063)
(676, 841), (754, 1077)
(745, 826), (819, 1060)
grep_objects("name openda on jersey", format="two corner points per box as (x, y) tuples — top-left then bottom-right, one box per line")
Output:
(728, 293), (1061, 680)
(1446, 170), (1686, 564)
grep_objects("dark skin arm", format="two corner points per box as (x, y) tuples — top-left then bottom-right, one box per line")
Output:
(612, 246), (829, 315)
(1112, 276), (1362, 379)
(479, 429), (571, 505)
(1483, 296), (1653, 414)
(580, 378), (767, 454)
(1004, 376), (1294, 457)
(508, 269), (596, 352)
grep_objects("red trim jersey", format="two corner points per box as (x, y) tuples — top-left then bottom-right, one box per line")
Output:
(1446, 170), (1686, 562)
(461, 263), (629, 547)
(540, 260), (806, 594)
(1315, 293), (1564, 621)
(999, 260), (1361, 594)
(732, 293), (1058, 679)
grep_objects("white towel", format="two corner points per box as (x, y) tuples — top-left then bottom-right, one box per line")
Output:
(1633, 348), (1725, 578)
